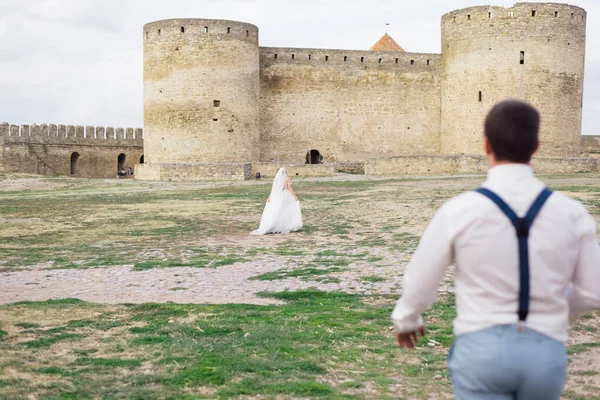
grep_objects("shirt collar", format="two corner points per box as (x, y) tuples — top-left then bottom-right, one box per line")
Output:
(485, 163), (534, 184)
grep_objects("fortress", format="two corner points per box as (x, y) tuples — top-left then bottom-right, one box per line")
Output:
(1, 3), (599, 180)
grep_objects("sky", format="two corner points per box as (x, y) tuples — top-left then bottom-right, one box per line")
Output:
(0, 0), (599, 134)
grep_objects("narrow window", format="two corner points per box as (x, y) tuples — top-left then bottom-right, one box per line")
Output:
(181, 26), (185, 33)
(204, 26), (209, 33)
(246, 30), (249, 36)
(510, 11), (514, 17)
(427, 59), (430, 65)
(378, 58), (382, 64)
(158, 28), (161, 35)
(571, 12), (574, 17)
(410, 60), (414, 65)
(344, 56), (347, 62)
(467, 14), (471, 20)
(531, 10), (536, 17)
(555, 11), (559, 17)
(453, 16), (456, 22)
(325, 55), (329, 61)
(489, 12), (493, 19)
(308, 54), (311, 60)
(274, 53), (277, 59)
(478, 91), (482, 102)
(520, 51), (525, 65)
(292, 53), (295, 59)
(360, 56), (364, 63)
(395, 58), (398, 64)
(227, 27), (231, 33)
(213, 100), (220, 107)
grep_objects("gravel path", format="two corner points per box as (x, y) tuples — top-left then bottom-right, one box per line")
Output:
(0, 255), (455, 305)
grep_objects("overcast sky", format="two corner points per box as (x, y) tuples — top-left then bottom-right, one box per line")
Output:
(0, 0), (599, 134)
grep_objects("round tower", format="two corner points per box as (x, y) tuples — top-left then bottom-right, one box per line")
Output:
(143, 19), (260, 171)
(440, 3), (586, 157)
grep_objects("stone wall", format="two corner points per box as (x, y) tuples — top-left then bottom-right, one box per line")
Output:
(259, 48), (441, 164)
(143, 19), (260, 165)
(135, 162), (251, 181)
(366, 155), (596, 176)
(251, 163), (335, 178)
(0, 123), (143, 178)
(441, 3), (587, 157)
(581, 136), (600, 155)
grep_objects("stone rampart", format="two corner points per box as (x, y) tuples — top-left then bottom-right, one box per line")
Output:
(0, 122), (144, 178)
(135, 162), (251, 181)
(259, 48), (442, 164)
(365, 155), (597, 176)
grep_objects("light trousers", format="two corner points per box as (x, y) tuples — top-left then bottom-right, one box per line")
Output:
(448, 324), (567, 400)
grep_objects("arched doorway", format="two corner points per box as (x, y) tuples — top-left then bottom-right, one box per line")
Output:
(306, 149), (323, 164)
(70, 152), (80, 175)
(117, 153), (126, 172)
(140, 155), (144, 164)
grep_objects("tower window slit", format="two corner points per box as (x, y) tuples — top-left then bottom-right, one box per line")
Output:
(325, 55), (329, 61)
(181, 26), (185, 33)
(467, 14), (471, 20)
(427, 59), (430, 65)
(360, 56), (364, 63)
(395, 58), (398, 63)
(274, 53), (277, 59)
(531, 10), (536, 17)
(410, 60), (414, 65)
(246, 30), (249, 36)
(344, 56), (347, 61)
(489, 12), (493, 19)
(292, 54), (295, 59)
(204, 26), (208, 33)
(378, 58), (382, 64)
(478, 91), (482, 102)
(227, 27), (231, 33)
(555, 11), (559, 17)
(158, 28), (161, 35)
(308, 54), (311, 60)
(520, 51), (525, 65)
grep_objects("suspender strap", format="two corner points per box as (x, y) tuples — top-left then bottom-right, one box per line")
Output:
(474, 187), (553, 325)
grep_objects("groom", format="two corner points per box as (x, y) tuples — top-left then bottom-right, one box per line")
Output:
(391, 99), (600, 399)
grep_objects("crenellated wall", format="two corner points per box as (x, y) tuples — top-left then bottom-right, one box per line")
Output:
(3, 3), (593, 181)
(0, 123), (144, 178)
(259, 48), (442, 163)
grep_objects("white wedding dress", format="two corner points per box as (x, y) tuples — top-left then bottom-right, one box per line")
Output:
(251, 168), (303, 235)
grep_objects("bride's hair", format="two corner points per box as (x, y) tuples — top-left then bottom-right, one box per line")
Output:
(271, 168), (288, 195)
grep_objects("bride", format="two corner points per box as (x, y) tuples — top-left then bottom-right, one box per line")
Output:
(251, 168), (303, 235)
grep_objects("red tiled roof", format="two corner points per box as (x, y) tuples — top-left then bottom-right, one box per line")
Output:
(369, 33), (404, 52)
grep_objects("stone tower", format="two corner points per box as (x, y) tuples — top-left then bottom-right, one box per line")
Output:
(141, 19), (260, 180)
(440, 3), (586, 157)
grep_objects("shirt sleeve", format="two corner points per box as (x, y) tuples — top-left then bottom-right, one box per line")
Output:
(568, 211), (600, 318)
(391, 205), (453, 333)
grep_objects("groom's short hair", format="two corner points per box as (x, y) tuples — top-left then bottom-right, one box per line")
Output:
(484, 100), (540, 163)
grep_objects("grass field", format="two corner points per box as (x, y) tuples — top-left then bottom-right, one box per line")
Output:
(1, 172), (600, 399)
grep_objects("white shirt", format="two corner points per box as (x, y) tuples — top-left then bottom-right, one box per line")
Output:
(391, 164), (600, 342)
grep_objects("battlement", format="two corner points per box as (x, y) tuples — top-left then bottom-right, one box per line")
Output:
(260, 47), (440, 71)
(0, 123), (143, 147)
(143, 19), (258, 45)
(442, 3), (586, 42)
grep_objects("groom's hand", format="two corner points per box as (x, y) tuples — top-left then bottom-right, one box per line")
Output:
(396, 327), (426, 349)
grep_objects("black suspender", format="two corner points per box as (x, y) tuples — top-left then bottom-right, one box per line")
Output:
(474, 187), (553, 331)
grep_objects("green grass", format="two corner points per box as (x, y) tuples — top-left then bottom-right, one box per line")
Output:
(567, 342), (600, 355)
(362, 276), (386, 283)
(0, 292), (457, 399)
